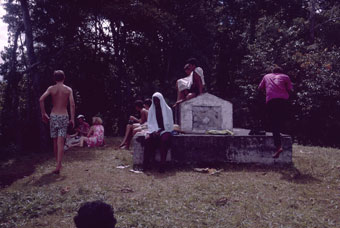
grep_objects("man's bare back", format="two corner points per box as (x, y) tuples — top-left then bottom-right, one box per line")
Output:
(39, 75), (75, 127)
(49, 84), (73, 115)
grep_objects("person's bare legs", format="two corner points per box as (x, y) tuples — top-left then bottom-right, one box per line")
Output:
(159, 133), (171, 173)
(269, 99), (284, 159)
(119, 124), (133, 147)
(132, 127), (142, 135)
(123, 124), (142, 150)
(54, 136), (65, 174)
(173, 90), (189, 107)
(79, 136), (87, 147)
(73, 136), (86, 147)
(53, 138), (58, 162)
(68, 139), (80, 148)
(273, 146), (283, 158)
(121, 126), (144, 150)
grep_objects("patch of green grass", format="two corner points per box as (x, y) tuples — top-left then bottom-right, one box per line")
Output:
(0, 139), (339, 228)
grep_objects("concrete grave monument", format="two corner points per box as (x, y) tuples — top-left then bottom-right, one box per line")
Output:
(179, 93), (233, 133)
(132, 92), (293, 167)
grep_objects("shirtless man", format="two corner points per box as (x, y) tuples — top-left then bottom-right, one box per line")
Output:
(39, 70), (75, 174)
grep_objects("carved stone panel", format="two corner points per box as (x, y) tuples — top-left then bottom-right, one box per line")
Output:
(179, 93), (233, 133)
(192, 106), (222, 131)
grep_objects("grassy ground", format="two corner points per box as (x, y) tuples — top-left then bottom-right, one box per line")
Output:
(0, 137), (339, 228)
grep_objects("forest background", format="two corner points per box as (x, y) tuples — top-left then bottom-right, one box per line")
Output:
(0, 0), (339, 154)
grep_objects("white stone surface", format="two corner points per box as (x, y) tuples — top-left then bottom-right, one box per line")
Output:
(132, 133), (144, 165)
(179, 93), (233, 133)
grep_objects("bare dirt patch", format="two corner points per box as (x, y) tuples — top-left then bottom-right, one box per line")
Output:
(1, 138), (339, 228)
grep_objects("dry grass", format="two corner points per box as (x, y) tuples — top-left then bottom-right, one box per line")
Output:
(1, 138), (339, 228)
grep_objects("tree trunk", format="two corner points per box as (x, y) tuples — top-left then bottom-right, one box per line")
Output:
(109, 19), (130, 135)
(309, 0), (316, 43)
(1, 25), (22, 146)
(19, 0), (48, 153)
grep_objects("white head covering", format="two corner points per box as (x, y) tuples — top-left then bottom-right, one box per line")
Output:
(194, 67), (205, 85)
(147, 92), (174, 135)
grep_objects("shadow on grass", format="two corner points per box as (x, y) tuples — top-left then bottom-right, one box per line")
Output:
(279, 169), (321, 184)
(144, 165), (177, 179)
(33, 172), (67, 187)
(0, 154), (50, 188)
(0, 147), (97, 188)
(63, 148), (97, 162)
(170, 162), (321, 184)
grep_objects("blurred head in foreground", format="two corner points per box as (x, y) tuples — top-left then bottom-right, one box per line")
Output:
(74, 201), (117, 228)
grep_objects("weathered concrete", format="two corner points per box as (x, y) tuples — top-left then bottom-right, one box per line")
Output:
(132, 129), (292, 166)
(179, 93), (233, 133)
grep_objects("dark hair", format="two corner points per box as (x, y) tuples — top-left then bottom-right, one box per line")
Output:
(134, 100), (143, 108)
(74, 201), (117, 228)
(144, 98), (152, 107)
(186, 58), (197, 66)
(54, 70), (65, 82)
(272, 65), (283, 73)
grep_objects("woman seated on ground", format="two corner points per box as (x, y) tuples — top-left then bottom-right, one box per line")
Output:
(77, 116), (105, 147)
(119, 99), (151, 150)
(173, 58), (205, 107)
(143, 92), (174, 172)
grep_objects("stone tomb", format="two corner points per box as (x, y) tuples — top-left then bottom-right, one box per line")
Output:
(179, 93), (233, 133)
(133, 130), (292, 166)
(170, 129), (292, 165)
(132, 93), (293, 166)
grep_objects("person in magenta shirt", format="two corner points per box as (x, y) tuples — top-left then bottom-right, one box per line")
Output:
(258, 65), (293, 158)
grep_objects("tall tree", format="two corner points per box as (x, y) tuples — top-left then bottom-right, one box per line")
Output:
(1, 24), (23, 146)
(19, 0), (48, 152)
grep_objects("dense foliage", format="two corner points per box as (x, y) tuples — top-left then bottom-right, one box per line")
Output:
(0, 0), (339, 152)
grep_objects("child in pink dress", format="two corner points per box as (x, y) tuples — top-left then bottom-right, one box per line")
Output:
(78, 117), (105, 147)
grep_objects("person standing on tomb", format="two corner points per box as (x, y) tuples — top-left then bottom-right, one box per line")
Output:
(39, 70), (75, 174)
(258, 65), (293, 158)
(173, 58), (205, 107)
(144, 92), (174, 172)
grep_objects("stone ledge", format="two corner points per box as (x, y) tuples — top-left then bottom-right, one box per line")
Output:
(132, 129), (293, 166)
